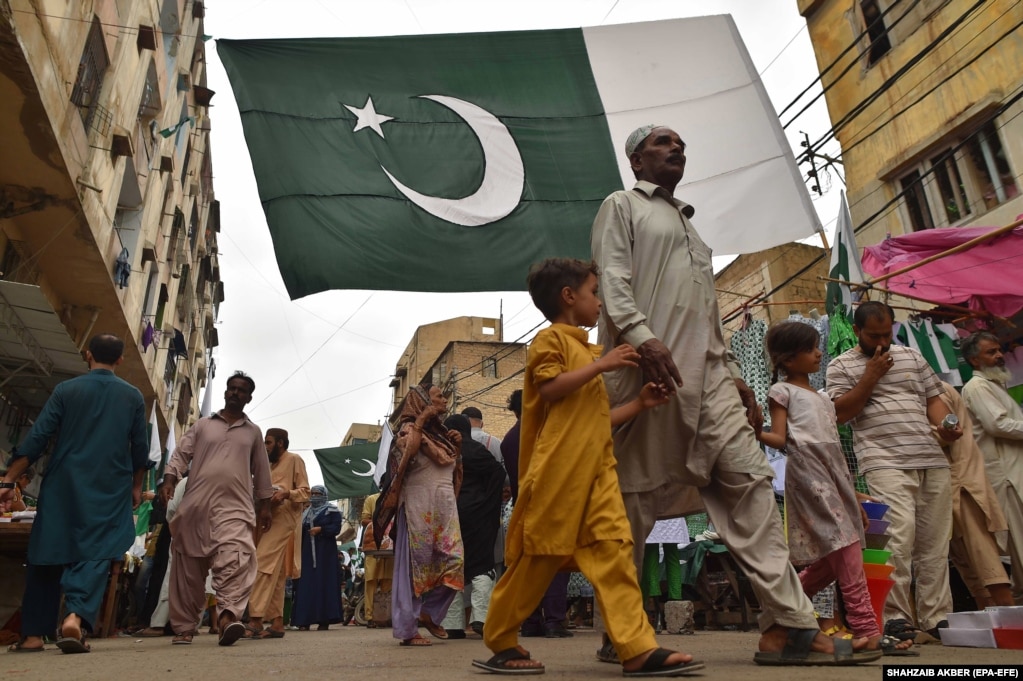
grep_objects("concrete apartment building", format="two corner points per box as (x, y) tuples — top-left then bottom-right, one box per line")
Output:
(0, 0), (222, 452)
(797, 0), (1022, 249)
(388, 316), (524, 437)
(340, 423), (382, 446)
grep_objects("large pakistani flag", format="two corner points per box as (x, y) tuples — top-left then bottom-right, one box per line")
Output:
(218, 16), (820, 297)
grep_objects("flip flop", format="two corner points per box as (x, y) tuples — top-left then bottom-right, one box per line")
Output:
(597, 639), (620, 664)
(471, 647), (545, 674)
(172, 632), (194, 645)
(6, 641), (44, 653)
(241, 624), (263, 640)
(623, 648), (705, 677)
(880, 635), (919, 657)
(55, 635), (90, 654)
(753, 628), (882, 666)
(257, 629), (285, 639)
(218, 621), (246, 646)
(883, 618), (923, 642)
(419, 616), (448, 639)
(399, 634), (432, 646)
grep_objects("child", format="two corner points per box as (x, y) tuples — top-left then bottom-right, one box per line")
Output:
(473, 258), (703, 676)
(755, 321), (913, 656)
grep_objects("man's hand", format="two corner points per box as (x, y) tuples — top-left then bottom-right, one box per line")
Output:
(865, 345), (895, 382)
(308, 526), (322, 536)
(447, 429), (462, 447)
(637, 339), (683, 392)
(937, 423), (963, 443)
(0, 487), (14, 513)
(598, 343), (641, 372)
(271, 488), (290, 504)
(158, 479), (176, 507)
(734, 378), (763, 433)
(258, 506), (273, 533)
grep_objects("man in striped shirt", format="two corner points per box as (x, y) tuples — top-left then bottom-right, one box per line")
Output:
(827, 302), (962, 642)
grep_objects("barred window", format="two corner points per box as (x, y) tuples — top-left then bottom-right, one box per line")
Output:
(482, 357), (497, 378)
(70, 18), (109, 128)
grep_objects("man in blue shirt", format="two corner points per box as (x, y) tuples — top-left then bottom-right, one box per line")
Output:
(1, 334), (149, 653)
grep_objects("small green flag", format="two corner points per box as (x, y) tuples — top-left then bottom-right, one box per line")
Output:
(315, 443), (380, 499)
(826, 191), (865, 320)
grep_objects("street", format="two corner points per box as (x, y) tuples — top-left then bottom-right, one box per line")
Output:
(2, 625), (1020, 680)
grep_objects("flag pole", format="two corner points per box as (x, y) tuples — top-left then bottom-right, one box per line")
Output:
(865, 217), (1023, 287)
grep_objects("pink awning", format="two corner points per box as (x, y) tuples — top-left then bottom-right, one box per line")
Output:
(861, 224), (1023, 318)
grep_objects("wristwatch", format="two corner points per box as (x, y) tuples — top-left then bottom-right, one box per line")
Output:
(0, 482), (15, 489)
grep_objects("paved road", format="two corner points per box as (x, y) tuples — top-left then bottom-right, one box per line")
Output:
(2, 625), (1020, 680)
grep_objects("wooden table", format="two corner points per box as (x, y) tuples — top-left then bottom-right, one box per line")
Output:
(0, 521), (33, 559)
(0, 521), (123, 637)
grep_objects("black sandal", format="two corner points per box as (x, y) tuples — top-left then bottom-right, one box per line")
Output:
(623, 648), (705, 677)
(884, 618), (923, 642)
(471, 647), (545, 675)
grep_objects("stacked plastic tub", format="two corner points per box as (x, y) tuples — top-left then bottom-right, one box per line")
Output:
(860, 501), (894, 631)
(943, 606), (1023, 649)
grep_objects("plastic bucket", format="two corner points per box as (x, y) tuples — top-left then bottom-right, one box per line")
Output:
(862, 549), (892, 565)
(860, 501), (890, 520)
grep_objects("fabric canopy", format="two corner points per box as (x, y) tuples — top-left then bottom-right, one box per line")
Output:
(861, 224), (1023, 318)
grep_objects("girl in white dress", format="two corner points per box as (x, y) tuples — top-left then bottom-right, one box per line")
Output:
(756, 321), (913, 656)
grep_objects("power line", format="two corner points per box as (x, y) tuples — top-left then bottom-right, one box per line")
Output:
(800, 0), (989, 160)
(777, 0), (926, 121)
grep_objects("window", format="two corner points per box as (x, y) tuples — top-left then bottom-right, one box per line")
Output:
(860, 0), (891, 65)
(71, 18), (110, 130)
(897, 120), (1018, 231)
(482, 357), (497, 378)
(438, 360), (447, 381)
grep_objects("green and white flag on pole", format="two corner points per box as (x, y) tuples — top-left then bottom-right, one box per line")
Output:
(315, 443), (380, 499)
(218, 16), (820, 298)
(826, 191), (865, 319)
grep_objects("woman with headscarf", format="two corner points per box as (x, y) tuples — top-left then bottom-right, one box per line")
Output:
(439, 414), (506, 637)
(291, 485), (343, 630)
(374, 384), (464, 646)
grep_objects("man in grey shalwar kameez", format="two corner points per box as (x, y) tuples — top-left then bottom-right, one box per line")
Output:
(590, 125), (879, 665)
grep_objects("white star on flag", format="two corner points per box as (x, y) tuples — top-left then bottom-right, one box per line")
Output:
(343, 95), (393, 138)
(344, 458), (351, 464)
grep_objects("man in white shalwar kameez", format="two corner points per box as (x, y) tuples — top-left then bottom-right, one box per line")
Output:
(961, 332), (1023, 602)
(591, 125), (879, 665)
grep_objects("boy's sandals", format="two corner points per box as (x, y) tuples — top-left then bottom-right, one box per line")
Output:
(472, 647), (545, 674)
(399, 634), (432, 646)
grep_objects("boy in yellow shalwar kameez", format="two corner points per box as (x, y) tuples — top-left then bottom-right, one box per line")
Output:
(473, 258), (704, 677)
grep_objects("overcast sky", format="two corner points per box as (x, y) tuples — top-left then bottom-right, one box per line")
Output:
(201, 0), (844, 486)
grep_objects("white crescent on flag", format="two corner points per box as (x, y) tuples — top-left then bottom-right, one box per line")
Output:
(352, 459), (376, 477)
(380, 94), (524, 227)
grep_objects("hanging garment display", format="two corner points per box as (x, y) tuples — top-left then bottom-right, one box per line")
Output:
(729, 316), (772, 428)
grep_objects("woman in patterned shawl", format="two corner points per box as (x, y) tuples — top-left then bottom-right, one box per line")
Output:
(383, 383), (464, 646)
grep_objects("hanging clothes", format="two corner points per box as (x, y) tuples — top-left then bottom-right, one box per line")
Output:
(894, 317), (970, 386)
(788, 313), (831, 391)
(827, 308), (857, 358)
(114, 248), (131, 288)
(729, 316), (772, 428)
(142, 321), (154, 352)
